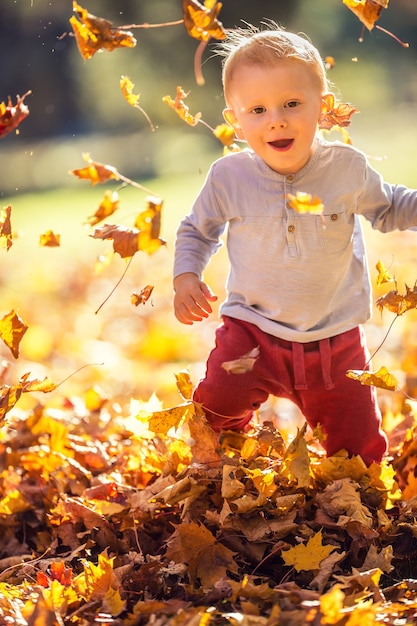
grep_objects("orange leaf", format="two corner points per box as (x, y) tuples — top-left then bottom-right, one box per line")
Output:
(343, 0), (388, 31)
(287, 192), (324, 215)
(376, 284), (417, 316)
(134, 196), (166, 255)
(319, 94), (359, 131)
(70, 1), (136, 60)
(39, 230), (61, 247)
(0, 91), (31, 138)
(70, 153), (120, 185)
(90, 223), (139, 258)
(0, 309), (28, 358)
(85, 191), (120, 226)
(346, 366), (399, 391)
(162, 86), (202, 127)
(0, 205), (13, 250)
(182, 0), (226, 41)
(131, 285), (154, 307)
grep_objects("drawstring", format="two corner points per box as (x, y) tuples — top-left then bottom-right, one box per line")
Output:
(292, 343), (308, 390)
(319, 338), (335, 390)
(292, 339), (335, 390)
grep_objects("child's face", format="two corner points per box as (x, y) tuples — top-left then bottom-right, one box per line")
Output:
(224, 60), (331, 175)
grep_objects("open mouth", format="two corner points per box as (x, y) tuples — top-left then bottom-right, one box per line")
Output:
(269, 138), (293, 150)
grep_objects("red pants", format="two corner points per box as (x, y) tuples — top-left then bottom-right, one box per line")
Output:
(193, 316), (388, 465)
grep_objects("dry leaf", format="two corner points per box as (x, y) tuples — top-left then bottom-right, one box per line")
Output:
(221, 346), (260, 374)
(0, 205), (13, 250)
(0, 309), (28, 358)
(343, 0), (388, 31)
(319, 94), (359, 131)
(162, 86), (202, 127)
(346, 366), (399, 391)
(120, 75), (154, 131)
(39, 230), (61, 247)
(70, 153), (120, 185)
(281, 530), (336, 572)
(182, 0), (226, 41)
(70, 1), (136, 60)
(85, 191), (120, 226)
(376, 284), (417, 316)
(131, 285), (154, 307)
(375, 259), (394, 286)
(0, 91), (31, 138)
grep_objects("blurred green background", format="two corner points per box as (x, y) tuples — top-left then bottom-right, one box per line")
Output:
(0, 0), (417, 414)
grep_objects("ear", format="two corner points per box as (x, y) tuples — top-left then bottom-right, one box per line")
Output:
(223, 108), (245, 139)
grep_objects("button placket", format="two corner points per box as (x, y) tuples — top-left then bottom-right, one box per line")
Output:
(284, 175), (298, 257)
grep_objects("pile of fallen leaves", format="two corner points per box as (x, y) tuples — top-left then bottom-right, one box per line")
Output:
(1, 369), (417, 625)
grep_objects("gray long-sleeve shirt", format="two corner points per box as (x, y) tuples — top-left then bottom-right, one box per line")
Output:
(174, 137), (417, 342)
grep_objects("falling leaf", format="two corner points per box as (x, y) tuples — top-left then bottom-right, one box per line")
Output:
(343, 0), (388, 31)
(90, 223), (139, 258)
(85, 191), (120, 226)
(70, 153), (120, 186)
(131, 285), (154, 307)
(135, 196), (166, 255)
(0, 205), (13, 250)
(376, 284), (417, 316)
(325, 56), (336, 69)
(175, 370), (194, 401)
(70, 1), (137, 60)
(0, 91), (31, 138)
(182, 0), (226, 41)
(287, 192), (324, 215)
(319, 94), (359, 131)
(221, 346), (260, 374)
(120, 75), (155, 131)
(346, 366), (399, 391)
(375, 259), (394, 286)
(39, 230), (61, 247)
(281, 530), (336, 572)
(0, 309), (28, 359)
(213, 123), (236, 146)
(162, 86), (202, 127)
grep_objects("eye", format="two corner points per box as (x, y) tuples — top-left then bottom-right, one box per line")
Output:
(285, 100), (300, 109)
(250, 106), (266, 115)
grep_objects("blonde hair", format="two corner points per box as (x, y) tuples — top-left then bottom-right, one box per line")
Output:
(218, 23), (329, 103)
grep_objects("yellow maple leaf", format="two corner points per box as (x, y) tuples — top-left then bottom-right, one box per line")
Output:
(281, 530), (336, 572)
(0, 309), (28, 358)
(375, 259), (394, 286)
(175, 369), (194, 400)
(39, 230), (61, 247)
(146, 402), (194, 435)
(120, 75), (154, 131)
(287, 191), (324, 215)
(346, 366), (399, 391)
(213, 123), (236, 147)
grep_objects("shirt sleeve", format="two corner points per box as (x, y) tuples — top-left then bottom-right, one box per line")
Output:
(356, 158), (417, 232)
(173, 165), (227, 279)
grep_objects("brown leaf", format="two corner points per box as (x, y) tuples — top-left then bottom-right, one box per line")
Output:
(70, 1), (136, 60)
(131, 285), (154, 307)
(90, 223), (139, 258)
(0, 91), (31, 138)
(319, 94), (359, 131)
(376, 284), (417, 316)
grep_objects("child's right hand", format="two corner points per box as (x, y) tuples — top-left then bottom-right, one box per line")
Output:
(173, 272), (218, 325)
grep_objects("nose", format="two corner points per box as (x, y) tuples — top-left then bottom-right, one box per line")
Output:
(269, 109), (287, 129)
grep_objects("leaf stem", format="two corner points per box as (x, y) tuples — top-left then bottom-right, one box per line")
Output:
(119, 19), (184, 29)
(95, 256), (134, 314)
(365, 314), (399, 368)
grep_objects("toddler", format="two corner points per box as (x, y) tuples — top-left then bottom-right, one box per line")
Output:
(173, 24), (417, 465)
